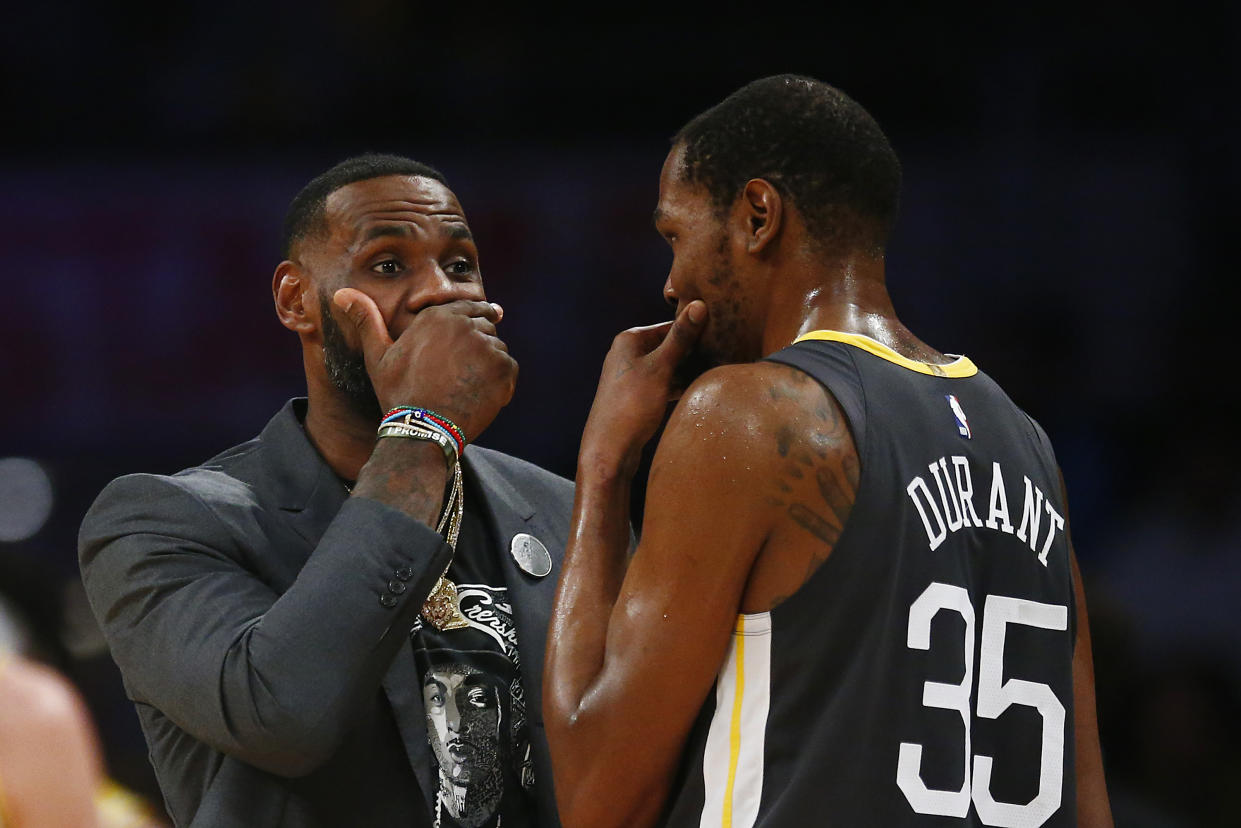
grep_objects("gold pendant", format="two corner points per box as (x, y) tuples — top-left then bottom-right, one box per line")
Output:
(421, 576), (470, 631)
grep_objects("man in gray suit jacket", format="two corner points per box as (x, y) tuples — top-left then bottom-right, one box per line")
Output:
(79, 154), (575, 827)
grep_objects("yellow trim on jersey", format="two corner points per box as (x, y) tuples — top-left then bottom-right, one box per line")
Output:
(722, 617), (747, 827)
(702, 614), (771, 828)
(793, 330), (978, 378)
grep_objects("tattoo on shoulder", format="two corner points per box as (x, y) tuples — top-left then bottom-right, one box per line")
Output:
(769, 387), (860, 551)
(765, 367), (813, 404)
(776, 424), (794, 458)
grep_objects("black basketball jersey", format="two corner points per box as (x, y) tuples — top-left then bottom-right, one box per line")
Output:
(662, 331), (1078, 828)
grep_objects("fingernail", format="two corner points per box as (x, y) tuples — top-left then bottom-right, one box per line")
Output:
(687, 302), (705, 324)
(491, 302), (504, 320)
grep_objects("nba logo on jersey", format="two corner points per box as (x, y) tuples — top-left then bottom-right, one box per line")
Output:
(945, 394), (971, 438)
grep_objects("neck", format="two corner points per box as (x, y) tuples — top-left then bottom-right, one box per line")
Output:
(760, 251), (947, 364)
(302, 355), (377, 483)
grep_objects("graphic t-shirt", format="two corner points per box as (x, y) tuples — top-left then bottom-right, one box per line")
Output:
(412, 494), (535, 828)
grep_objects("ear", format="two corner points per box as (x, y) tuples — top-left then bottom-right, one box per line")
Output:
(737, 178), (783, 255)
(273, 261), (317, 335)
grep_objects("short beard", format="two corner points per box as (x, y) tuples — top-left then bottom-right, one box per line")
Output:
(318, 290), (382, 422)
(672, 343), (717, 391)
(674, 254), (743, 388)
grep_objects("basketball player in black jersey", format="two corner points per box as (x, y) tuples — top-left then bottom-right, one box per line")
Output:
(544, 76), (1112, 827)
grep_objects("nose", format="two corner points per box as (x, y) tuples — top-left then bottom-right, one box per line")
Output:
(405, 264), (482, 314)
(445, 695), (461, 733)
(663, 276), (677, 308)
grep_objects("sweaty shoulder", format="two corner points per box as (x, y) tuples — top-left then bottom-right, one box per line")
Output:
(668, 360), (851, 453)
(653, 361), (861, 611)
(656, 360), (858, 512)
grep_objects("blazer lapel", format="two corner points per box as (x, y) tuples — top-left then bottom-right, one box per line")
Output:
(249, 400), (350, 586)
(459, 450), (554, 720)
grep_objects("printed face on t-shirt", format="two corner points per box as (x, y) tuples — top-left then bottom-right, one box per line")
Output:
(423, 664), (503, 788)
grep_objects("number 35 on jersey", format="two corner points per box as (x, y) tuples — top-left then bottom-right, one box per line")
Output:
(897, 582), (1069, 827)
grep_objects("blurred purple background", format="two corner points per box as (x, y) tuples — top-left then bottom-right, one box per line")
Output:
(2, 7), (1238, 825)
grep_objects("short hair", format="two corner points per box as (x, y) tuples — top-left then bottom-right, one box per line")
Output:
(281, 153), (447, 257)
(672, 75), (902, 255)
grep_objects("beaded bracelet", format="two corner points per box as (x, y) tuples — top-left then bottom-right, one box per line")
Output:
(381, 406), (466, 446)
(380, 406), (466, 457)
(409, 415), (463, 458)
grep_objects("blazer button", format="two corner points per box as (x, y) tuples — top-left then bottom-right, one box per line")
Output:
(379, 593), (398, 608)
(387, 579), (407, 595)
(394, 567), (414, 582)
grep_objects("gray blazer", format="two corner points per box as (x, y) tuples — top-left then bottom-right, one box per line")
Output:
(79, 400), (574, 827)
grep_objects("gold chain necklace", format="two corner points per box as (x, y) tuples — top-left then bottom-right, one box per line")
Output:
(421, 458), (469, 630)
(342, 460), (469, 631)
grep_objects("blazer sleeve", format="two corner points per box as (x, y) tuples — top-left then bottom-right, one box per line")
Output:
(78, 470), (451, 778)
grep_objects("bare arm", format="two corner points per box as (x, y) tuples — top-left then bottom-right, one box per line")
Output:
(545, 304), (855, 827)
(1070, 550), (1114, 827)
(1056, 470), (1112, 826)
(543, 455), (635, 742)
(547, 382), (776, 826)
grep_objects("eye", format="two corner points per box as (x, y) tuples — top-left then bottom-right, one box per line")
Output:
(371, 259), (403, 275)
(425, 684), (446, 707)
(446, 258), (477, 277)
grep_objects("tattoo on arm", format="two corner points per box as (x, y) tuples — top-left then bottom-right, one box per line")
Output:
(353, 441), (449, 526)
(788, 503), (842, 546)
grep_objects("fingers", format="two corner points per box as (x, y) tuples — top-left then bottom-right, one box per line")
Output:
(471, 315), (508, 348)
(620, 321), (675, 352)
(440, 300), (507, 346)
(332, 288), (392, 369)
(652, 299), (707, 366)
(425, 301), (505, 345)
(435, 299), (502, 324)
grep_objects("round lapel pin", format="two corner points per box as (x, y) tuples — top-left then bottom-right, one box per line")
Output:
(510, 532), (552, 578)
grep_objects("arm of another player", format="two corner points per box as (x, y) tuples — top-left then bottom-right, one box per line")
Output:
(545, 308), (827, 827)
(0, 656), (103, 828)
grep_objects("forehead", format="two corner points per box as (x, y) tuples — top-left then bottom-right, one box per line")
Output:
(323, 174), (467, 243)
